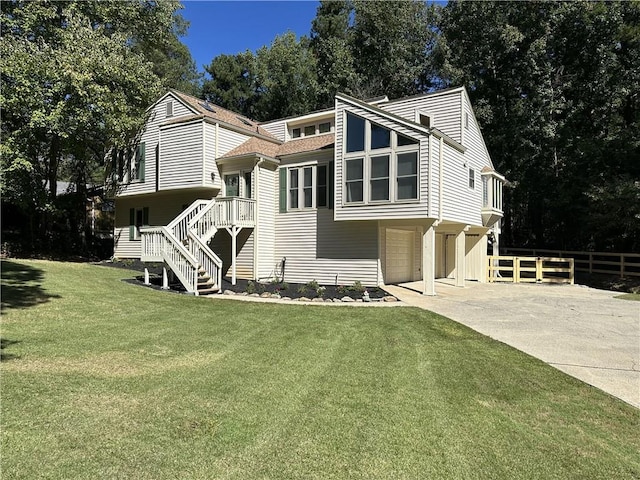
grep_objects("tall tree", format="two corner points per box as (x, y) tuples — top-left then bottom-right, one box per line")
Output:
(203, 32), (318, 121)
(350, 0), (438, 99)
(203, 51), (259, 118)
(254, 32), (319, 120)
(438, 1), (640, 251)
(310, 0), (358, 107)
(0, 0), (188, 252)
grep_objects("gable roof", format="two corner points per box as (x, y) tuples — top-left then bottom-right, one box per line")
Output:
(168, 89), (278, 140)
(221, 133), (335, 161)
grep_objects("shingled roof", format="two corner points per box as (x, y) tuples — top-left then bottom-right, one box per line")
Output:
(221, 133), (335, 160)
(169, 90), (278, 140)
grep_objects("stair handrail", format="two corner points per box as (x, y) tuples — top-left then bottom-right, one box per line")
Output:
(187, 230), (223, 290)
(187, 197), (218, 241)
(167, 199), (209, 241)
(157, 226), (199, 293)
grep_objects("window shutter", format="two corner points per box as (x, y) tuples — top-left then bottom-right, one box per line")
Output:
(278, 168), (287, 213)
(328, 161), (334, 209)
(129, 208), (135, 240)
(142, 207), (149, 226)
(137, 143), (145, 181)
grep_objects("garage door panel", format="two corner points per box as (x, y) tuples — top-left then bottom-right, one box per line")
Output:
(385, 229), (414, 283)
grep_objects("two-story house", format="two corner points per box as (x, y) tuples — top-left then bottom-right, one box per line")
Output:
(112, 88), (505, 295)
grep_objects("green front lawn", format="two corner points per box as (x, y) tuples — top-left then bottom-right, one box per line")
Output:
(2, 259), (639, 479)
(616, 293), (640, 301)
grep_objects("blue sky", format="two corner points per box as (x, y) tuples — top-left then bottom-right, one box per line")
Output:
(179, 1), (321, 75)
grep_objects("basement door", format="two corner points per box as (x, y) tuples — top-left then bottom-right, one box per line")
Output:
(385, 228), (415, 284)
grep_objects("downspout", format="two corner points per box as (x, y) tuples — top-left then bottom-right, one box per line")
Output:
(427, 134), (433, 218)
(253, 157), (265, 280)
(202, 121), (206, 186)
(439, 137), (444, 222)
(215, 123), (219, 194)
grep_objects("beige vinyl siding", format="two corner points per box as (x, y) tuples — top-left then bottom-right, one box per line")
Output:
(334, 100), (430, 221)
(275, 209), (379, 286)
(461, 91), (494, 169)
(203, 123), (222, 191)
(159, 121), (203, 191)
(166, 94), (194, 118)
(381, 89), (463, 143)
(430, 136), (441, 218)
(117, 93), (195, 197)
(441, 143), (482, 226)
(217, 127), (250, 156)
(113, 191), (215, 258)
(260, 120), (287, 141)
(256, 165), (277, 280)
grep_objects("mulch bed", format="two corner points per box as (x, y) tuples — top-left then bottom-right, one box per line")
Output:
(99, 259), (390, 301)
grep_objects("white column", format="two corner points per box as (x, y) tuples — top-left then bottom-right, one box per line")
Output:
(422, 225), (436, 296)
(231, 226), (237, 285)
(162, 266), (169, 290)
(144, 268), (150, 285)
(454, 229), (466, 287)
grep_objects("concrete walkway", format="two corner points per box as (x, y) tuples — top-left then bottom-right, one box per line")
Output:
(383, 281), (640, 408)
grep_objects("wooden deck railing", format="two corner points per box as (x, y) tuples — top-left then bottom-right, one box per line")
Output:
(503, 248), (640, 278)
(488, 256), (574, 284)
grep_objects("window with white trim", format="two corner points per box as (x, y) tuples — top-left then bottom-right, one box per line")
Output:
(288, 119), (334, 140)
(468, 167), (475, 189)
(286, 164), (332, 210)
(343, 112), (420, 204)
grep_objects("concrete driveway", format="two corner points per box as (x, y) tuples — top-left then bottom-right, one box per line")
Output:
(383, 281), (640, 408)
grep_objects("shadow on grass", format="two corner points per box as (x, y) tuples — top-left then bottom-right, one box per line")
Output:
(1, 260), (60, 311)
(1, 338), (20, 361)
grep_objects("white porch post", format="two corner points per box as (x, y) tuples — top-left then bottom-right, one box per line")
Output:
(227, 226), (238, 286)
(144, 268), (150, 285)
(162, 266), (169, 290)
(454, 228), (467, 287)
(422, 225), (436, 296)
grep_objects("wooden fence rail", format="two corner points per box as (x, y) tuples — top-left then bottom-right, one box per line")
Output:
(503, 248), (640, 278)
(488, 256), (574, 284)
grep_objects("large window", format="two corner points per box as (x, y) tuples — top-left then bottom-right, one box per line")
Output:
(397, 152), (418, 200)
(345, 158), (364, 202)
(370, 155), (389, 201)
(343, 112), (420, 204)
(286, 164), (331, 210)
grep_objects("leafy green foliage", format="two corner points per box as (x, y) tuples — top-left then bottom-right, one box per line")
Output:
(0, 0), (197, 252)
(438, 1), (640, 251)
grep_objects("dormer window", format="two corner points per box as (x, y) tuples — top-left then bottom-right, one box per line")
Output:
(292, 128), (301, 138)
(166, 100), (173, 118)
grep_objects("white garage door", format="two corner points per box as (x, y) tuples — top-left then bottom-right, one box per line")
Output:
(385, 229), (414, 283)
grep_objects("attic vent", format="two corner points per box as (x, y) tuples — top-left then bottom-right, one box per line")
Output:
(166, 100), (173, 117)
(237, 116), (253, 126)
(199, 101), (216, 113)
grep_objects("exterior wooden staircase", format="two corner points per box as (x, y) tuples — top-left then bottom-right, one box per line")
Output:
(140, 197), (255, 295)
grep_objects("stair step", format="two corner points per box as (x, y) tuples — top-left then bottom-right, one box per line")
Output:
(198, 281), (213, 287)
(197, 287), (219, 295)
